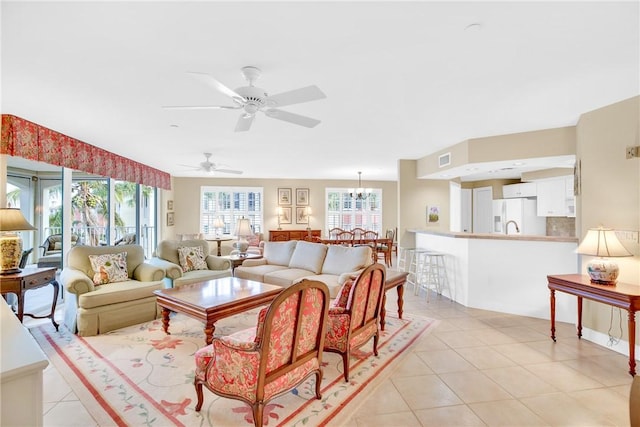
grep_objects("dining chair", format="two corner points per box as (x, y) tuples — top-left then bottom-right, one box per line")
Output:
(334, 230), (355, 246)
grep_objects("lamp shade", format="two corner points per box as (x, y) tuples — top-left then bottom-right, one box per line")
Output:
(577, 227), (632, 285)
(213, 218), (225, 228)
(0, 208), (36, 274)
(0, 208), (37, 232)
(235, 218), (253, 238)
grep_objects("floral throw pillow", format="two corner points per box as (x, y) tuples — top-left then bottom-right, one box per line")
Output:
(177, 246), (208, 272)
(88, 252), (129, 285)
(332, 279), (355, 309)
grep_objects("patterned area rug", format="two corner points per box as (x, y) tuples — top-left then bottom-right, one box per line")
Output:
(32, 309), (438, 427)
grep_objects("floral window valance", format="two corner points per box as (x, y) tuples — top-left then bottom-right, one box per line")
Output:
(1, 114), (171, 190)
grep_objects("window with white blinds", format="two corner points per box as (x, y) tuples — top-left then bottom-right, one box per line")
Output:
(200, 186), (263, 235)
(325, 188), (382, 234)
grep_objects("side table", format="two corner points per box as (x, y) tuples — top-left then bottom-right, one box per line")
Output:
(221, 253), (263, 272)
(205, 237), (233, 256)
(0, 267), (60, 330)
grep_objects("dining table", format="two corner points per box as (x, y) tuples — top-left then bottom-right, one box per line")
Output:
(319, 237), (392, 265)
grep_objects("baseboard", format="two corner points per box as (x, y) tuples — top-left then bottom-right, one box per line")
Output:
(582, 327), (640, 359)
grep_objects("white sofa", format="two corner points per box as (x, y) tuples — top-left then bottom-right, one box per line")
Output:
(234, 240), (374, 297)
(148, 239), (232, 288)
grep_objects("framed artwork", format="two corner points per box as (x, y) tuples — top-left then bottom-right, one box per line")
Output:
(296, 188), (309, 206)
(167, 200), (174, 211)
(167, 212), (175, 226)
(296, 207), (309, 224)
(427, 206), (440, 223)
(278, 188), (292, 205)
(280, 207), (292, 224)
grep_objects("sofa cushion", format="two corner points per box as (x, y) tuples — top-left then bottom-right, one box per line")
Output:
(321, 245), (372, 275)
(177, 246), (208, 272)
(301, 273), (343, 298)
(288, 241), (327, 274)
(263, 268), (314, 288)
(173, 269), (231, 287)
(234, 264), (289, 283)
(88, 252), (129, 285)
(263, 241), (297, 266)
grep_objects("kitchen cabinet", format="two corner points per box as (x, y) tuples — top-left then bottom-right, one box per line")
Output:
(536, 176), (574, 217)
(502, 182), (537, 198)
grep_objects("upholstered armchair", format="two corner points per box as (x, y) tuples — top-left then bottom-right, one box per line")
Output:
(148, 239), (232, 288)
(194, 279), (330, 427)
(60, 244), (165, 336)
(323, 263), (386, 382)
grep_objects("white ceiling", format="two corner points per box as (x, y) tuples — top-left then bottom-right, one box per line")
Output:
(2, 1), (638, 182)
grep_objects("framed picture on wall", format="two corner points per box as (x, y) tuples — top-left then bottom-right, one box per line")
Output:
(427, 206), (440, 223)
(296, 188), (309, 206)
(167, 200), (174, 211)
(278, 188), (292, 205)
(280, 207), (292, 224)
(167, 212), (175, 226)
(296, 207), (309, 224)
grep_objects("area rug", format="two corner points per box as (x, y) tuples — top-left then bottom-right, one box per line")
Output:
(31, 309), (437, 427)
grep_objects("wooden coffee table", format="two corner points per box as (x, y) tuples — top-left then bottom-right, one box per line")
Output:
(154, 277), (282, 345)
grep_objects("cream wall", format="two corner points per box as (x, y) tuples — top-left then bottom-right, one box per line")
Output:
(576, 96), (640, 344)
(163, 176), (398, 250)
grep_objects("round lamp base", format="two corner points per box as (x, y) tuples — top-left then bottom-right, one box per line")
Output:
(587, 258), (619, 285)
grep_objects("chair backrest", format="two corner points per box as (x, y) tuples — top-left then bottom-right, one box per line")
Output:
(19, 248), (33, 268)
(115, 232), (136, 245)
(335, 230), (355, 244)
(156, 239), (210, 265)
(256, 279), (330, 398)
(361, 230), (378, 241)
(328, 227), (344, 239)
(345, 263), (386, 337)
(385, 228), (395, 241)
(66, 244), (145, 279)
(351, 227), (367, 240)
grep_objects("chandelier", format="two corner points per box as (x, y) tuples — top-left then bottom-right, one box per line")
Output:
(348, 171), (372, 200)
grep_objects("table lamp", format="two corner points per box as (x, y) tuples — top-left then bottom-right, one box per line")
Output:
(234, 217), (253, 256)
(213, 217), (225, 237)
(276, 207), (283, 230)
(576, 227), (632, 285)
(0, 208), (37, 274)
(306, 207), (312, 232)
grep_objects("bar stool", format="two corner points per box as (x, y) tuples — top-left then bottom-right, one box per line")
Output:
(399, 247), (429, 294)
(414, 251), (451, 302)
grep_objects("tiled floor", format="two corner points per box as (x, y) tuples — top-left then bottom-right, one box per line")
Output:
(21, 264), (635, 427)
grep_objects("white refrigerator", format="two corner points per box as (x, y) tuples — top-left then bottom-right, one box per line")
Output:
(492, 198), (546, 235)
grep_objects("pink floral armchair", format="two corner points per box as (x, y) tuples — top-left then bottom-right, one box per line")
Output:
(323, 263), (386, 382)
(194, 279), (330, 427)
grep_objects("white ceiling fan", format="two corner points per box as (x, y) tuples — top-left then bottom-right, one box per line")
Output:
(163, 66), (326, 132)
(180, 153), (243, 175)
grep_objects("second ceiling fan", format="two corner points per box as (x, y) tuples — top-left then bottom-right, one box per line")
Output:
(164, 66), (326, 132)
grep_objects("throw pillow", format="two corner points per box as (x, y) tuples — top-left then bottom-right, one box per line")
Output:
(177, 246), (208, 272)
(53, 241), (62, 250)
(88, 252), (129, 285)
(332, 279), (355, 309)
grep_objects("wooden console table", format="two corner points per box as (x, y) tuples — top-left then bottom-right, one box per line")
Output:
(381, 271), (409, 331)
(269, 229), (321, 241)
(547, 274), (640, 376)
(0, 267), (60, 330)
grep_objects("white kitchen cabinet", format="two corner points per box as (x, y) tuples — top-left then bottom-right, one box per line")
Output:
(502, 182), (537, 198)
(536, 176), (574, 217)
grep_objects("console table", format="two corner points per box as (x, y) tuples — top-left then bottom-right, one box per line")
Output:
(269, 229), (321, 241)
(547, 274), (640, 376)
(0, 267), (60, 330)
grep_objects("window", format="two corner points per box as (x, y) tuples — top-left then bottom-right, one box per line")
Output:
(325, 188), (382, 234)
(201, 186), (263, 235)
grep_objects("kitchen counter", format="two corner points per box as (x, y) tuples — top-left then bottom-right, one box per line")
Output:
(407, 229), (579, 323)
(408, 229), (578, 243)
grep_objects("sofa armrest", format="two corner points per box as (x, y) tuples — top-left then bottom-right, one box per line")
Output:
(241, 258), (267, 267)
(205, 255), (232, 271)
(133, 262), (166, 282)
(60, 267), (95, 295)
(147, 257), (183, 279)
(338, 271), (362, 285)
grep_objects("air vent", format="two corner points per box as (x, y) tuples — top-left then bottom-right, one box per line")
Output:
(439, 152), (451, 168)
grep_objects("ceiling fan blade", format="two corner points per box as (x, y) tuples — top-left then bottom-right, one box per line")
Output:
(187, 71), (246, 104)
(267, 85), (326, 108)
(214, 168), (243, 175)
(265, 109), (321, 128)
(162, 105), (241, 110)
(177, 164), (201, 170)
(235, 113), (255, 132)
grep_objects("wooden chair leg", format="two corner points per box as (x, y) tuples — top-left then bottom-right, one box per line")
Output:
(194, 381), (204, 411)
(253, 402), (264, 427)
(314, 370), (322, 399)
(373, 332), (379, 357)
(342, 352), (350, 382)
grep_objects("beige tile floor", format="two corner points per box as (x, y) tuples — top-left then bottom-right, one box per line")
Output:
(21, 263), (635, 427)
